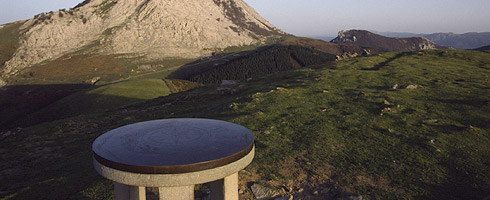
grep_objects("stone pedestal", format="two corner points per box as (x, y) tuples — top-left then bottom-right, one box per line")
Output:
(92, 118), (255, 200)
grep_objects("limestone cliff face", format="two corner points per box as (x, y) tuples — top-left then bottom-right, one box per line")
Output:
(1, 0), (284, 79)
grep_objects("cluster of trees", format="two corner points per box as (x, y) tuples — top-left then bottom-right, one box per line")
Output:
(190, 45), (336, 84)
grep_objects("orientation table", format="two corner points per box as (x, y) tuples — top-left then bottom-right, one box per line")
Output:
(92, 118), (255, 200)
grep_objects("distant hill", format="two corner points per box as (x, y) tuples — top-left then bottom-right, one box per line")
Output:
(423, 32), (490, 49)
(371, 31), (421, 38)
(373, 31), (490, 49)
(473, 45), (490, 51)
(278, 37), (377, 56)
(330, 30), (443, 52)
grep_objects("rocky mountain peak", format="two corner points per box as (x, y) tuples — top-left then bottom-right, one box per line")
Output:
(0, 0), (284, 82)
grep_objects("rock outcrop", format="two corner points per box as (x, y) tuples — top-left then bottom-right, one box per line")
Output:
(331, 30), (444, 52)
(1, 0), (284, 79)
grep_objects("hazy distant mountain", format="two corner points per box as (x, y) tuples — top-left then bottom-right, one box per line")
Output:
(0, 0), (285, 86)
(371, 31), (421, 38)
(423, 32), (490, 49)
(330, 30), (442, 52)
(373, 31), (490, 49)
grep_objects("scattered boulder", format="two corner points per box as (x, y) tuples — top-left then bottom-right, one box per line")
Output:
(405, 84), (421, 89)
(423, 119), (439, 124)
(261, 130), (271, 135)
(251, 183), (281, 200)
(380, 107), (392, 115)
(321, 108), (331, 112)
(345, 195), (365, 200)
(392, 84), (422, 90)
(383, 99), (391, 105)
(89, 77), (101, 85)
(429, 145), (441, 152)
(336, 52), (359, 60)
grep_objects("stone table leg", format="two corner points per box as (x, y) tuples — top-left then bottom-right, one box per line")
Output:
(114, 183), (146, 200)
(210, 173), (239, 200)
(158, 185), (194, 200)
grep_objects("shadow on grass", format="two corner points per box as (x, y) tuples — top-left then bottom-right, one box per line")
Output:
(361, 52), (410, 71)
(0, 84), (90, 131)
(0, 131), (110, 200)
(416, 160), (490, 200)
(0, 84), (144, 131)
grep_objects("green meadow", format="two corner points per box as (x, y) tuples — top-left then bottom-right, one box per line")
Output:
(1, 49), (489, 199)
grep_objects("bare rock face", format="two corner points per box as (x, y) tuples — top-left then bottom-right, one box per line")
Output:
(1, 0), (284, 78)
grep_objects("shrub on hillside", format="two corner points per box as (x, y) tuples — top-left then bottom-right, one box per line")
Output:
(190, 45), (335, 84)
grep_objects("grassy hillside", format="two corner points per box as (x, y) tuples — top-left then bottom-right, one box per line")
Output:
(1, 49), (489, 200)
(278, 36), (376, 56)
(331, 30), (446, 52)
(10, 53), (194, 85)
(0, 22), (22, 66)
(9, 79), (202, 129)
(0, 84), (91, 130)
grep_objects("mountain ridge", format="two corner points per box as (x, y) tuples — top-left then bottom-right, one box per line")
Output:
(330, 30), (443, 52)
(0, 0), (285, 86)
(371, 31), (490, 49)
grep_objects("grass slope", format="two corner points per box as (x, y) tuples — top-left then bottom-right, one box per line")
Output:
(10, 53), (195, 85)
(0, 22), (22, 66)
(1, 49), (489, 200)
(18, 79), (202, 128)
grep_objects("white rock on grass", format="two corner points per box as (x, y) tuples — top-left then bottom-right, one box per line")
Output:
(251, 183), (280, 200)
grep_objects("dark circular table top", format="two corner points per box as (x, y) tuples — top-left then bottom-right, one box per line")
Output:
(92, 118), (254, 174)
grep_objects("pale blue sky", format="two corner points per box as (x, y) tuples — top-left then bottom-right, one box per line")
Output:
(1, 0), (489, 36)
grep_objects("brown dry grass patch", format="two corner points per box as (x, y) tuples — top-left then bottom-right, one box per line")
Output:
(26, 54), (128, 80)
